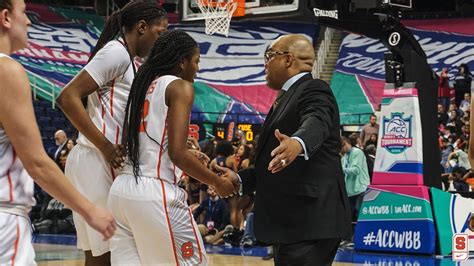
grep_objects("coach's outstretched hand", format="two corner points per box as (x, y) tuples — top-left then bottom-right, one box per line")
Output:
(268, 129), (303, 173)
(85, 206), (117, 241)
(214, 165), (240, 198)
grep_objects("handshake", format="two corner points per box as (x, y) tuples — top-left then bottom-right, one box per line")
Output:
(212, 165), (241, 198)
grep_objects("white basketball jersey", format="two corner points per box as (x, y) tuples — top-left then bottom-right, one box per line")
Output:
(77, 40), (136, 148)
(0, 53), (35, 209)
(123, 75), (183, 183)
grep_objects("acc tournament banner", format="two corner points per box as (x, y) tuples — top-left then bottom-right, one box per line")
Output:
(333, 18), (474, 125)
(18, 4), (316, 126)
(371, 86), (424, 185)
(354, 186), (436, 254)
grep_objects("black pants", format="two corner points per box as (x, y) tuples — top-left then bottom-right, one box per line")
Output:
(348, 193), (364, 222)
(273, 238), (341, 266)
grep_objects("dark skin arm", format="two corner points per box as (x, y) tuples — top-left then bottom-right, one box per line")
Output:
(57, 70), (123, 169)
(165, 79), (236, 197)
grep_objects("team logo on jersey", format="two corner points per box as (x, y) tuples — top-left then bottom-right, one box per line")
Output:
(181, 242), (194, 259)
(381, 113), (413, 154)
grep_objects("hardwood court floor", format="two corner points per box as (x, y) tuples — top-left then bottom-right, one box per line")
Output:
(35, 236), (468, 265)
(34, 243), (359, 266)
(35, 243), (275, 265)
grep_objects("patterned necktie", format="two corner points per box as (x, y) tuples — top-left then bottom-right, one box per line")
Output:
(273, 90), (286, 109)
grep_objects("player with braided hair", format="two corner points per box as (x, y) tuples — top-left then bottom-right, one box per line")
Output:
(56, 1), (168, 264)
(108, 29), (237, 265)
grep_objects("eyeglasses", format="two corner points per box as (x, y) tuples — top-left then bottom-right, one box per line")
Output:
(264, 50), (290, 63)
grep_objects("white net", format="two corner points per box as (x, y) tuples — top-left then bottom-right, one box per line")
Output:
(197, 0), (237, 37)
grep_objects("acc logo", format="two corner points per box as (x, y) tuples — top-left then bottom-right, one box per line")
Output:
(381, 113), (413, 154)
(181, 242), (194, 259)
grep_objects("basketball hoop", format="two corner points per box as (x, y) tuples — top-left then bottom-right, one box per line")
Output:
(197, 0), (240, 37)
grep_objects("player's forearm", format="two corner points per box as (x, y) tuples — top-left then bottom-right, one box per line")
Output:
(170, 150), (219, 187)
(25, 155), (94, 220)
(57, 92), (110, 150)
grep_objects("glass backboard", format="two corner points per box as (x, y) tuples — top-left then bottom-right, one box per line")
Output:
(180, 0), (301, 21)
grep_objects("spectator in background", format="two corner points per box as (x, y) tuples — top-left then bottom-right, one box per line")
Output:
(449, 103), (464, 120)
(364, 133), (378, 150)
(340, 136), (370, 223)
(236, 144), (251, 170)
(194, 187), (230, 245)
(240, 212), (256, 247)
(441, 126), (457, 145)
(233, 129), (247, 146)
(209, 140), (238, 172)
(53, 130), (68, 166)
(231, 144), (253, 233)
(446, 110), (463, 134)
(460, 93), (471, 113)
(438, 103), (449, 127)
(461, 116), (470, 126)
(457, 124), (470, 149)
(438, 67), (451, 110)
(455, 64), (472, 107)
(464, 171), (474, 191)
(451, 167), (470, 192)
(58, 139), (76, 171)
(247, 138), (257, 151)
(447, 142), (471, 171)
(360, 114), (379, 147)
(349, 132), (362, 149)
(441, 138), (454, 173)
(201, 138), (217, 161)
(365, 144), (376, 182)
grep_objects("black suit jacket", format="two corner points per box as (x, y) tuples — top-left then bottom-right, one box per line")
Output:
(239, 74), (351, 243)
(53, 143), (67, 170)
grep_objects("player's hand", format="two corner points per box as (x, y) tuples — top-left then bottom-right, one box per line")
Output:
(189, 149), (210, 166)
(84, 207), (116, 241)
(268, 129), (303, 173)
(187, 137), (201, 151)
(103, 143), (125, 170)
(214, 165), (240, 197)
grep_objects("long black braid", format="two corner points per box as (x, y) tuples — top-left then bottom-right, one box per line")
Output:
(123, 30), (198, 179)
